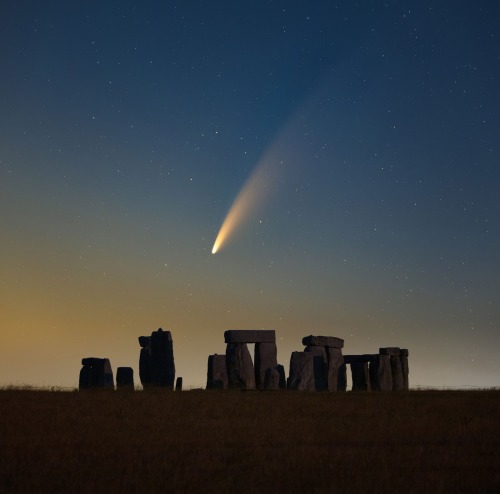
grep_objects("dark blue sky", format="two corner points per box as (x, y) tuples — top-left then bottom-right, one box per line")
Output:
(1, 1), (499, 388)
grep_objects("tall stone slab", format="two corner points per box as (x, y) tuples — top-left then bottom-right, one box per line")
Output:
(400, 350), (409, 390)
(391, 354), (405, 391)
(224, 330), (276, 343)
(369, 355), (393, 391)
(326, 347), (344, 392)
(150, 328), (175, 389)
(206, 354), (228, 389)
(138, 336), (152, 388)
(175, 377), (183, 391)
(287, 352), (315, 391)
(351, 362), (371, 391)
(263, 366), (280, 390)
(79, 357), (114, 390)
(116, 367), (134, 390)
(304, 345), (328, 391)
(338, 363), (347, 391)
(254, 342), (278, 388)
(226, 343), (256, 390)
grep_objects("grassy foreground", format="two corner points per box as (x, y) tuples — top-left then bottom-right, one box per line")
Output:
(0, 389), (499, 493)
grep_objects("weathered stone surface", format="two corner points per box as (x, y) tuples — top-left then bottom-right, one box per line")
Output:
(116, 367), (134, 389)
(287, 352), (315, 391)
(351, 362), (371, 391)
(304, 345), (328, 391)
(226, 343), (256, 389)
(150, 328), (175, 389)
(369, 355), (393, 391)
(206, 354), (228, 390)
(224, 330), (276, 343)
(138, 336), (151, 348)
(302, 335), (344, 348)
(391, 355), (405, 391)
(400, 348), (409, 357)
(263, 366), (280, 390)
(79, 357), (114, 390)
(175, 377), (183, 391)
(254, 342), (278, 388)
(343, 354), (377, 364)
(401, 355), (409, 390)
(379, 347), (401, 356)
(139, 347), (152, 388)
(338, 363), (347, 391)
(326, 347), (344, 392)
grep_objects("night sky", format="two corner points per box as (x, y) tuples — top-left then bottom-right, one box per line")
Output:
(1, 1), (499, 389)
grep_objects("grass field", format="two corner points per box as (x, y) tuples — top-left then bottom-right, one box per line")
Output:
(0, 388), (499, 493)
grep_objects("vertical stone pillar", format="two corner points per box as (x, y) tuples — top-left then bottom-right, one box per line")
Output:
(206, 354), (228, 389)
(138, 336), (152, 388)
(391, 355), (405, 391)
(226, 343), (256, 390)
(304, 345), (328, 391)
(79, 358), (114, 390)
(400, 349), (409, 390)
(351, 362), (371, 391)
(287, 351), (315, 391)
(337, 363), (347, 391)
(369, 354), (393, 391)
(175, 377), (183, 391)
(263, 364), (286, 390)
(254, 342), (278, 389)
(150, 328), (175, 389)
(116, 367), (134, 390)
(326, 347), (344, 392)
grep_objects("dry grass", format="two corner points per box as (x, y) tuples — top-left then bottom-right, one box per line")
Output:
(0, 389), (499, 493)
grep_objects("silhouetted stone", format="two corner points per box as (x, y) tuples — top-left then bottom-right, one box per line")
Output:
(302, 335), (344, 348)
(138, 336), (151, 348)
(116, 367), (134, 390)
(327, 347), (344, 392)
(400, 348), (409, 357)
(391, 355), (405, 391)
(287, 352), (315, 391)
(79, 357), (114, 390)
(343, 354), (377, 364)
(254, 342), (278, 388)
(150, 328), (175, 389)
(224, 330), (276, 343)
(379, 347), (401, 356)
(263, 366), (280, 390)
(175, 377), (183, 391)
(401, 355), (409, 390)
(369, 355), (393, 391)
(139, 346), (152, 388)
(304, 345), (328, 391)
(206, 354), (228, 389)
(338, 363), (347, 391)
(351, 362), (371, 391)
(226, 343), (255, 389)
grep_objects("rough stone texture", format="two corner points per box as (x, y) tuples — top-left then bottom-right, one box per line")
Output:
(343, 354), (377, 364)
(138, 336), (151, 348)
(391, 355), (405, 391)
(206, 354), (228, 390)
(276, 364), (286, 389)
(287, 352), (315, 391)
(224, 330), (276, 343)
(379, 347), (401, 356)
(226, 343), (256, 390)
(150, 328), (175, 389)
(263, 366), (280, 390)
(337, 363), (347, 391)
(254, 342), (278, 388)
(326, 347), (344, 392)
(401, 355), (409, 390)
(139, 346), (152, 388)
(400, 348), (409, 357)
(304, 345), (328, 391)
(116, 367), (134, 389)
(369, 355), (393, 391)
(302, 335), (344, 348)
(79, 358), (114, 390)
(351, 362), (371, 391)
(175, 377), (183, 391)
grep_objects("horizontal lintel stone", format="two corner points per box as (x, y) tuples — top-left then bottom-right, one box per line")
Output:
(379, 347), (401, 356)
(302, 335), (344, 348)
(224, 330), (276, 343)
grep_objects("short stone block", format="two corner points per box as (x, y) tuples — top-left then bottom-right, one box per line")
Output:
(287, 352), (315, 391)
(224, 330), (276, 343)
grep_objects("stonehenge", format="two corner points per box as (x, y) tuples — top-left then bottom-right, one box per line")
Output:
(78, 327), (409, 393)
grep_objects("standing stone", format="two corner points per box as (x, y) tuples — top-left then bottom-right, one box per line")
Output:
(79, 365), (93, 390)
(400, 352), (409, 390)
(226, 343), (255, 390)
(79, 358), (114, 390)
(391, 354), (405, 391)
(304, 345), (328, 391)
(337, 363), (347, 392)
(263, 366), (280, 390)
(326, 347), (344, 392)
(116, 367), (134, 390)
(287, 352), (315, 391)
(254, 342), (278, 388)
(175, 377), (183, 391)
(351, 362), (371, 391)
(150, 328), (175, 389)
(369, 355), (393, 391)
(206, 354), (228, 389)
